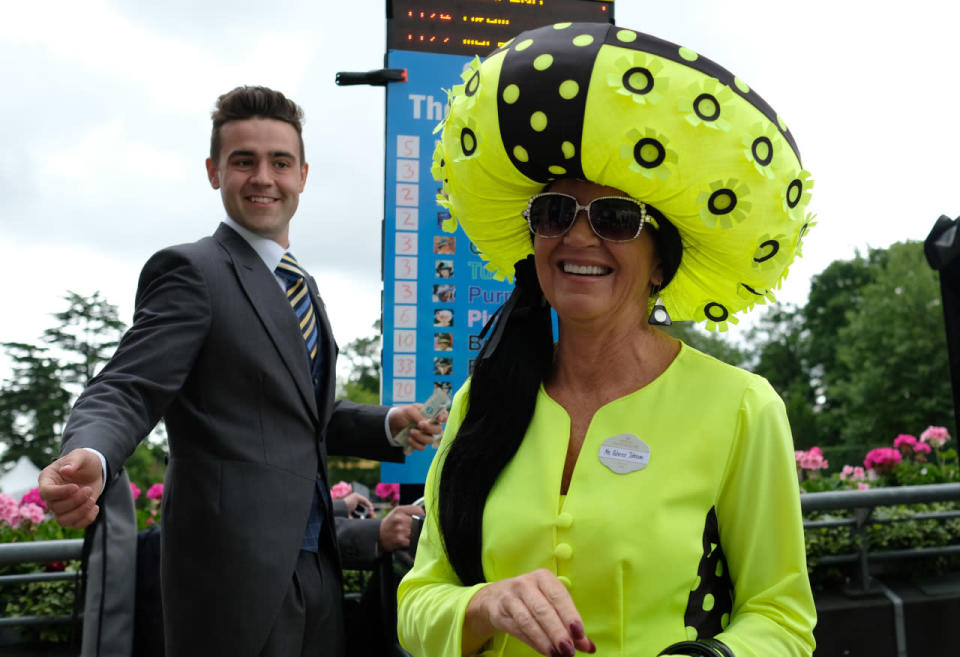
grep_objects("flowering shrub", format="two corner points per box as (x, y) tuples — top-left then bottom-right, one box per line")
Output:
(864, 447), (902, 474)
(801, 426), (960, 590)
(1, 488), (83, 643)
(375, 482), (401, 504)
(330, 481), (353, 499)
(146, 483), (164, 500)
(921, 425), (951, 449)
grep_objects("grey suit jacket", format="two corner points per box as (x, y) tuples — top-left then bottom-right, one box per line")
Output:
(62, 223), (402, 656)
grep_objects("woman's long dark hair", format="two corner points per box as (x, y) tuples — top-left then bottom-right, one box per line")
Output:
(437, 255), (554, 586)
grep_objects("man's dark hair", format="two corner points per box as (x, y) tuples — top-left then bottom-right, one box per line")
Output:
(210, 86), (305, 163)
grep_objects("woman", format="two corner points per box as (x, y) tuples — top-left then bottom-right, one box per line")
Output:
(398, 22), (816, 657)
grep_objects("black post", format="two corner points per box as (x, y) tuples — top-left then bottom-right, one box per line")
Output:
(924, 215), (960, 435)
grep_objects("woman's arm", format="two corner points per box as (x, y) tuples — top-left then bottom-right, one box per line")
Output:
(711, 379), (817, 657)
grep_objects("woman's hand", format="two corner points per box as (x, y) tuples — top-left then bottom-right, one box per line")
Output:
(463, 569), (595, 656)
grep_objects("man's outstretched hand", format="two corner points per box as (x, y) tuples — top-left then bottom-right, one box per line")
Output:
(38, 448), (103, 529)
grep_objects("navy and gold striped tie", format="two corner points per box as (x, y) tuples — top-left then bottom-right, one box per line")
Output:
(275, 253), (320, 365)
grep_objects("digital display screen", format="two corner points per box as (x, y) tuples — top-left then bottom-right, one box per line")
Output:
(387, 0), (614, 57)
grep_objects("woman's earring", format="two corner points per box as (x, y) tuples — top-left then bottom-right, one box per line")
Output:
(648, 285), (672, 326)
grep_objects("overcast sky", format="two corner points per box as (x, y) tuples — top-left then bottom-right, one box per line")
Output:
(2, 0), (957, 373)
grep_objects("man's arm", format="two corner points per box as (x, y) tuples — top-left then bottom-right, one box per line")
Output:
(39, 248), (212, 527)
(335, 504), (425, 571)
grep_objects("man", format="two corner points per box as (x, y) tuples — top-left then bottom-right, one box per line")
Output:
(38, 86), (440, 657)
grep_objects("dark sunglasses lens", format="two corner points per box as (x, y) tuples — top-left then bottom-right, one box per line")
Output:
(529, 194), (577, 237)
(590, 198), (643, 241)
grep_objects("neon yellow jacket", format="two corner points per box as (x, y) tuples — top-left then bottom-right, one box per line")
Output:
(398, 344), (816, 657)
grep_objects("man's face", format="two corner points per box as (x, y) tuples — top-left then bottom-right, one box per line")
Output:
(205, 118), (308, 247)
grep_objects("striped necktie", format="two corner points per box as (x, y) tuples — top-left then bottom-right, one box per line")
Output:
(275, 253), (320, 365)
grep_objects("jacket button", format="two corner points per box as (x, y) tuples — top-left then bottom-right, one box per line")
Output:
(555, 512), (573, 529)
(554, 543), (573, 560)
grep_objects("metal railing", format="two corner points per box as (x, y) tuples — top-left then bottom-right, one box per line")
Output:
(0, 538), (83, 630)
(2, 485), (959, 646)
(801, 482), (960, 657)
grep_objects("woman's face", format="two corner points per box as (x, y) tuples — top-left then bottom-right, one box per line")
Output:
(533, 179), (662, 329)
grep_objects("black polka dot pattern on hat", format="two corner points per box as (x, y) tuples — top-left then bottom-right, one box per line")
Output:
(693, 93), (721, 122)
(739, 283), (766, 297)
(496, 23), (609, 182)
(465, 70), (480, 96)
(704, 302), (729, 323)
(685, 507), (733, 639)
(460, 128), (477, 157)
(622, 67), (655, 95)
(633, 137), (666, 169)
(707, 189), (737, 215)
(786, 179), (803, 208)
(601, 28), (801, 163)
(751, 136), (773, 166)
(754, 239), (780, 263)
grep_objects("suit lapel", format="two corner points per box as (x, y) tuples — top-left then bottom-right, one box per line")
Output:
(213, 224), (319, 422)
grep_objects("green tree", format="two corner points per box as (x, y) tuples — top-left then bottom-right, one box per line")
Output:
(42, 290), (126, 391)
(831, 241), (953, 450)
(331, 321), (384, 489)
(337, 320), (382, 405)
(661, 321), (746, 367)
(0, 343), (72, 467)
(745, 303), (822, 450)
(0, 291), (130, 469)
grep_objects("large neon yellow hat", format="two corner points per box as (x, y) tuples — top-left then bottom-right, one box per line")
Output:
(433, 22), (814, 331)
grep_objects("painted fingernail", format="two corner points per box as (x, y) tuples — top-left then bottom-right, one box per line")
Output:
(569, 621), (585, 640)
(559, 640), (575, 657)
(586, 639), (597, 654)
(550, 649), (563, 657)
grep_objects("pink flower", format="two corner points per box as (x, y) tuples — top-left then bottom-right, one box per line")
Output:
(840, 465), (867, 481)
(375, 483), (401, 502)
(146, 483), (164, 500)
(920, 426), (951, 449)
(893, 434), (917, 449)
(329, 481), (352, 499)
(129, 482), (142, 501)
(798, 446), (829, 471)
(20, 488), (47, 509)
(857, 482), (871, 491)
(864, 447), (902, 474)
(18, 503), (45, 525)
(913, 442), (932, 455)
(146, 517), (155, 526)
(0, 493), (21, 528)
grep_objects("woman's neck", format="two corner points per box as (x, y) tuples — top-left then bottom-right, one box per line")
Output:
(548, 320), (679, 403)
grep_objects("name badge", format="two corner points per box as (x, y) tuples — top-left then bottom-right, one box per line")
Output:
(598, 433), (650, 474)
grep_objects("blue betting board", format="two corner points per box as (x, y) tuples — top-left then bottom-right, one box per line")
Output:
(380, 49), (514, 483)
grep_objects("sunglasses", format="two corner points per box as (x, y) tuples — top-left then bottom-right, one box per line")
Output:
(522, 192), (652, 242)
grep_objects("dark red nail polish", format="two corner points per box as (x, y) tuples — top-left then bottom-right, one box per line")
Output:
(569, 621), (585, 640)
(586, 639), (597, 654)
(550, 649), (563, 657)
(560, 640), (576, 657)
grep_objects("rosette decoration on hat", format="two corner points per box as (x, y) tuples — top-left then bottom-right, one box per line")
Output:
(433, 22), (814, 331)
